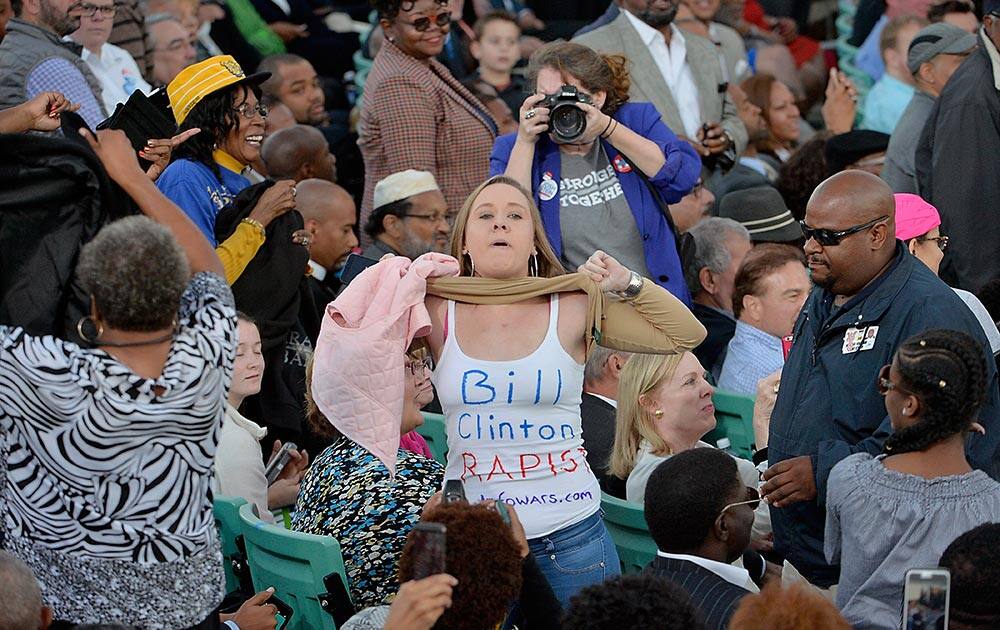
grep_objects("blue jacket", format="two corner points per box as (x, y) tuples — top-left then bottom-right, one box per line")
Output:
(768, 242), (1000, 586)
(489, 102), (701, 305)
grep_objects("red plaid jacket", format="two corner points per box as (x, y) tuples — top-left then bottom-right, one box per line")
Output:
(358, 40), (497, 245)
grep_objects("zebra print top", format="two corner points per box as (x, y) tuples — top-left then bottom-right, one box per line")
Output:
(0, 272), (236, 628)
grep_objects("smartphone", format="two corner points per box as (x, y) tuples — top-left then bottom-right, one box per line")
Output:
(903, 568), (950, 630)
(494, 501), (512, 526)
(409, 522), (446, 579)
(339, 253), (379, 287)
(264, 441), (297, 485)
(781, 335), (794, 361)
(442, 479), (466, 505)
(269, 593), (294, 630)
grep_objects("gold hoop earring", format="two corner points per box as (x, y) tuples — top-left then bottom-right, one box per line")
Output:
(464, 251), (475, 277)
(76, 315), (104, 344)
(529, 253), (539, 277)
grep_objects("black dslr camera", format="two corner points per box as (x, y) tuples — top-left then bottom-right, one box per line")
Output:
(540, 85), (593, 144)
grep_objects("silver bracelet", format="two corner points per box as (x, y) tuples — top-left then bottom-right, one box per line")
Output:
(617, 271), (643, 300)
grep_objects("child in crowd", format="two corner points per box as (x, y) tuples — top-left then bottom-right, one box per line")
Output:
(825, 329), (1000, 629)
(471, 11), (525, 116)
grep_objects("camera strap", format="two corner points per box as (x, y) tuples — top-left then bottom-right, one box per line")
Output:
(637, 173), (698, 272)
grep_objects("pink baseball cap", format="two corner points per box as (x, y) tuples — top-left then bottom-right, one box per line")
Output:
(894, 194), (941, 241)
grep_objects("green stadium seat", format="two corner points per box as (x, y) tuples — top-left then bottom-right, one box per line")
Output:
(213, 495), (249, 594)
(703, 389), (757, 460)
(238, 503), (355, 629)
(601, 493), (657, 574)
(417, 412), (449, 465)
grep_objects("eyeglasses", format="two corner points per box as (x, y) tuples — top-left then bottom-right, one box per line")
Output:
(234, 102), (268, 119)
(799, 215), (889, 247)
(399, 11), (451, 32)
(917, 235), (949, 252)
(79, 2), (116, 17)
(402, 213), (448, 224)
(877, 364), (912, 396)
(719, 486), (760, 516)
(406, 356), (433, 375)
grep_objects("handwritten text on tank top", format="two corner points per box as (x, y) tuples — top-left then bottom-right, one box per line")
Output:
(456, 367), (592, 484)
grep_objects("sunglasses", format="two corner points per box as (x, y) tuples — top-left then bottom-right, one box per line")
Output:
(877, 364), (912, 396)
(799, 215), (888, 247)
(719, 486), (760, 516)
(400, 11), (450, 32)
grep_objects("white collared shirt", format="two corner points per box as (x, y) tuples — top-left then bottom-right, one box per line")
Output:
(307, 259), (327, 281)
(622, 10), (703, 138)
(588, 393), (618, 408)
(656, 551), (754, 590)
(75, 42), (152, 115)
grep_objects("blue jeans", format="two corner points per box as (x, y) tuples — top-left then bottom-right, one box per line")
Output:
(527, 511), (621, 609)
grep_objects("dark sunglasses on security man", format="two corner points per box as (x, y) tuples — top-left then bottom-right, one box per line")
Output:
(400, 11), (450, 32)
(799, 215), (889, 247)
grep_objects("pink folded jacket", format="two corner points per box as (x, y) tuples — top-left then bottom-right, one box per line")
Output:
(311, 253), (460, 475)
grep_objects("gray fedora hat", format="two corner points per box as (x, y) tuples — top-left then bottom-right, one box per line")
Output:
(718, 186), (803, 243)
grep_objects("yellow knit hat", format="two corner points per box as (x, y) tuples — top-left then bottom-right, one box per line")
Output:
(167, 55), (270, 125)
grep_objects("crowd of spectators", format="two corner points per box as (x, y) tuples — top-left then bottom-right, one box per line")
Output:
(3, 0), (1000, 628)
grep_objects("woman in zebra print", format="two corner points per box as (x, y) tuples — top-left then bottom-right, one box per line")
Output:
(0, 128), (234, 629)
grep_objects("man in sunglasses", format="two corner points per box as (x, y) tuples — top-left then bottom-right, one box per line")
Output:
(759, 170), (1000, 589)
(916, 0), (1000, 292)
(645, 448), (765, 630)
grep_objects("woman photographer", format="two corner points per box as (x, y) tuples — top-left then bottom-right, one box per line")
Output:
(491, 41), (702, 304)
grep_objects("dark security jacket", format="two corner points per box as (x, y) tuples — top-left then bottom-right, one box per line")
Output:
(768, 242), (1000, 586)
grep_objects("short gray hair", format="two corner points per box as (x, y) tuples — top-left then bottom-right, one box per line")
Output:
(0, 551), (41, 630)
(685, 217), (751, 295)
(77, 216), (189, 331)
(584, 346), (631, 386)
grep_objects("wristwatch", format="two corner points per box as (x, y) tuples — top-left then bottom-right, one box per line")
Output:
(618, 271), (643, 300)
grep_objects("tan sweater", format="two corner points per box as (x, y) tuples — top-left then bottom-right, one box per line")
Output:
(426, 273), (707, 356)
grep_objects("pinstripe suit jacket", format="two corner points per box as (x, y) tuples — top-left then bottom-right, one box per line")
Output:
(358, 39), (497, 246)
(647, 555), (751, 630)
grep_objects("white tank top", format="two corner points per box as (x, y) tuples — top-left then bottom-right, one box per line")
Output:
(431, 295), (600, 538)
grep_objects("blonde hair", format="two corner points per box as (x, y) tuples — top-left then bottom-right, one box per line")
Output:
(449, 175), (564, 278)
(608, 352), (687, 479)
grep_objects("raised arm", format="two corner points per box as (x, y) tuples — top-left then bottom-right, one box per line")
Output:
(578, 250), (706, 354)
(81, 128), (224, 278)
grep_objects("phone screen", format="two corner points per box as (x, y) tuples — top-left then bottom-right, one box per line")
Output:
(903, 569), (950, 630)
(409, 522), (446, 579)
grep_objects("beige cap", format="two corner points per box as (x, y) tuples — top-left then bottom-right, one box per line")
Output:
(373, 170), (440, 209)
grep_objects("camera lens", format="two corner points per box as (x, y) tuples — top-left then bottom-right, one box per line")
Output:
(550, 103), (587, 143)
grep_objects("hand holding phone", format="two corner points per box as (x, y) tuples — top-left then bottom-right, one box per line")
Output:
(409, 522), (447, 579)
(264, 441), (298, 485)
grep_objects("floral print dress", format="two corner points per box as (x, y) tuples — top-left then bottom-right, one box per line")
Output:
(290, 437), (443, 608)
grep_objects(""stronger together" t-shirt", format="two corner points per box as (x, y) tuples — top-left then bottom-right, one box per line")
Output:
(557, 142), (650, 278)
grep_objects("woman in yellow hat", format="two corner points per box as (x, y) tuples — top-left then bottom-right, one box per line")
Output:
(156, 55), (299, 282)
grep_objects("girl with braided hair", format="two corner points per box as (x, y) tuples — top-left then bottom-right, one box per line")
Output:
(824, 329), (1000, 630)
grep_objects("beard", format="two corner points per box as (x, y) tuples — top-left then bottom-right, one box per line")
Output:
(399, 230), (435, 260)
(639, 0), (680, 29)
(41, 0), (81, 36)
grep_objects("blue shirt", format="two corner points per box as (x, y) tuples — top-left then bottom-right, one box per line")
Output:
(25, 57), (106, 128)
(156, 158), (250, 245)
(717, 320), (784, 395)
(861, 73), (915, 134)
(855, 15), (887, 81)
